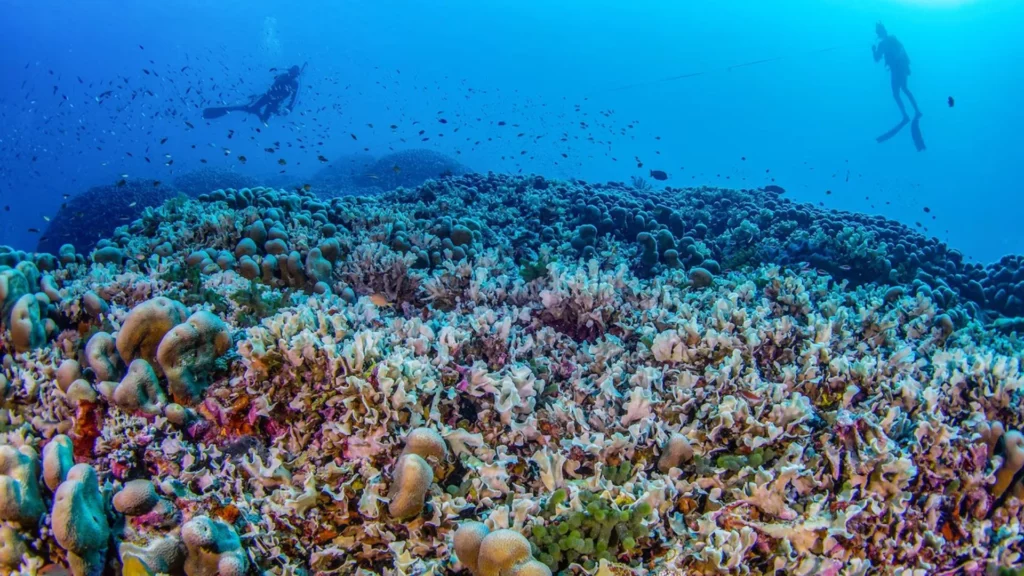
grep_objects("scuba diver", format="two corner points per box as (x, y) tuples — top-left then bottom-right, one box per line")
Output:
(873, 23), (920, 121)
(203, 64), (303, 123)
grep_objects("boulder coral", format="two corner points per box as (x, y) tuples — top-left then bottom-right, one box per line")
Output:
(112, 359), (167, 416)
(116, 297), (189, 368)
(52, 464), (110, 576)
(0, 445), (44, 527)
(0, 524), (28, 574)
(388, 427), (448, 520)
(0, 268), (30, 323)
(156, 310), (231, 404)
(42, 434), (75, 492)
(9, 293), (46, 352)
(454, 524), (551, 576)
(85, 331), (122, 382)
(181, 515), (248, 576)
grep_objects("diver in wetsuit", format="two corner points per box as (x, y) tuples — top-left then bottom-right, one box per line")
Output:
(873, 23), (920, 121)
(203, 65), (302, 123)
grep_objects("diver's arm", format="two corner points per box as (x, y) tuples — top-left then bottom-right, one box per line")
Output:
(872, 43), (882, 62)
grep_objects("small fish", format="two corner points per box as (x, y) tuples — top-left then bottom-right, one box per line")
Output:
(278, 158), (287, 166)
(649, 170), (668, 181)
(392, 165), (401, 173)
(43, 216), (50, 221)
(160, 137), (168, 144)
(28, 228), (40, 233)
(764, 185), (786, 194)
(317, 155), (328, 163)
(129, 202), (137, 207)
(238, 155), (247, 164)
(116, 179), (127, 187)
(153, 180), (161, 187)
(303, 184), (311, 191)
(947, 96), (954, 108)
(369, 293), (393, 307)
(924, 206), (931, 213)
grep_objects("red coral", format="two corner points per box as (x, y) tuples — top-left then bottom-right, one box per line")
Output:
(71, 400), (104, 459)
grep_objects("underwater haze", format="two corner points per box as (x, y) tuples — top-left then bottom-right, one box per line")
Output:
(1, 0), (1023, 260)
(7, 1), (1024, 575)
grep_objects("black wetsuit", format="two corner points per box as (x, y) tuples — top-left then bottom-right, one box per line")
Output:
(202, 69), (300, 123)
(246, 72), (299, 123)
(874, 35), (919, 120)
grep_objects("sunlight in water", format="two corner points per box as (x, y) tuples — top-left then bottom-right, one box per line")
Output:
(892, 0), (978, 7)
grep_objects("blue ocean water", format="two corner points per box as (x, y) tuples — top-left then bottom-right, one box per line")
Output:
(1, 0), (1021, 261)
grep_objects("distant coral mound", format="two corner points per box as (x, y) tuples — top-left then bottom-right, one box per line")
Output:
(172, 168), (258, 197)
(351, 149), (469, 191)
(36, 180), (180, 255)
(304, 153), (378, 197)
(36, 169), (258, 256)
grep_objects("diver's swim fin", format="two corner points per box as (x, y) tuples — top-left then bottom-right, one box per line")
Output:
(911, 115), (926, 151)
(875, 118), (909, 143)
(202, 106), (247, 120)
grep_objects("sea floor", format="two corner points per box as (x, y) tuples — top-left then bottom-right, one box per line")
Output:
(1, 173), (1022, 575)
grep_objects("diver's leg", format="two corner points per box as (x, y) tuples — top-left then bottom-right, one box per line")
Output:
(260, 101), (281, 124)
(902, 82), (921, 117)
(891, 75), (908, 120)
(245, 95), (270, 115)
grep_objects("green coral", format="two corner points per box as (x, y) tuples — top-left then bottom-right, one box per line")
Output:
(601, 461), (633, 485)
(529, 489), (653, 573)
(520, 253), (555, 282)
(230, 279), (286, 327)
(715, 447), (777, 472)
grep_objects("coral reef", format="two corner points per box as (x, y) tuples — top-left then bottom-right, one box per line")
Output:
(36, 179), (183, 255)
(1, 172), (1023, 575)
(351, 148), (470, 191)
(52, 464), (110, 576)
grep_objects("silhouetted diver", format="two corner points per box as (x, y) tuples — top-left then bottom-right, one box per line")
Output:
(203, 65), (302, 124)
(873, 22), (920, 121)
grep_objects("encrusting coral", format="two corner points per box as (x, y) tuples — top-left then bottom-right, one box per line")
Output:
(1, 173), (1024, 575)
